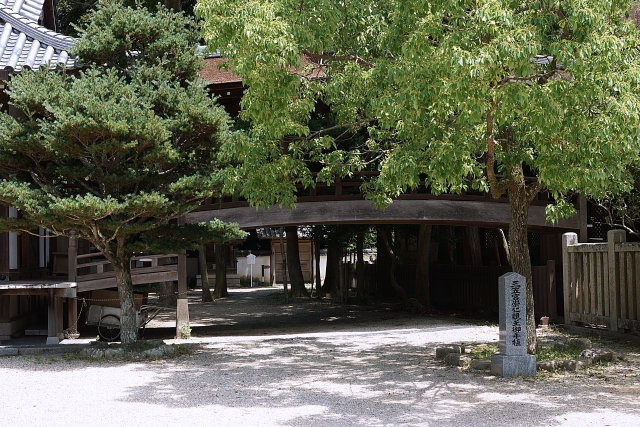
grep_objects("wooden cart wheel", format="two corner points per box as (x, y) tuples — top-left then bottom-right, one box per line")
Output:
(98, 314), (121, 342)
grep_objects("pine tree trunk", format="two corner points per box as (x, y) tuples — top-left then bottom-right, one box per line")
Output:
(285, 226), (309, 298)
(415, 224), (432, 305)
(507, 165), (537, 354)
(338, 248), (346, 304)
(466, 226), (483, 267)
(321, 240), (340, 297)
(199, 246), (213, 302)
(213, 242), (228, 299)
(379, 226), (408, 305)
(113, 258), (138, 345)
(447, 226), (457, 265)
(375, 226), (394, 296)
(356, 231), (365, 302)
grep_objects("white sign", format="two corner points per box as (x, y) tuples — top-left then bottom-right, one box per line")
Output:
(247, 253), (256, 265)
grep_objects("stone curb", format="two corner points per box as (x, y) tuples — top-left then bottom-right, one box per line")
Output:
(0, 344), (89, 357)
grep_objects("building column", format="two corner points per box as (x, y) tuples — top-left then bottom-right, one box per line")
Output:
(46, 290), (59, 345)
(175, 217), (190, 338)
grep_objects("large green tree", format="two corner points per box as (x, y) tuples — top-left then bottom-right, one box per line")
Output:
(198, 0), (640, 352)
(0, 1), (244, 345)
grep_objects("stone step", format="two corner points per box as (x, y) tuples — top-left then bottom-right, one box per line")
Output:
(25, 326), (48, 336)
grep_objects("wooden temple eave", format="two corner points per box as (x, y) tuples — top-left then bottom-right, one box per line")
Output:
(188, 199), (580, 232)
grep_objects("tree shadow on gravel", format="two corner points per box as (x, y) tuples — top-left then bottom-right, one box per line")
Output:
(112, 330), (640, 427)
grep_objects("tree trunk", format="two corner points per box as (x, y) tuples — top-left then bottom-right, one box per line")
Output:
(213, 242), (228, 299)
(279, 227), (289, 303)
(113, 257), (137, 345)
(466, 226), (483, 267)
(164, 0), (181, 11)
(498, 228), (511, 267)
(356, 231), (365, 302)
(378, 226), (408, 304)
(415, 224), (432, 305)
(285, 226), (309, 298)
(507, 164), (537, 354)
(338, 248), (346, 304)
(199, 245), (212, 302)
(447, 226), (457, 265)
(375, 226), (394, 296)
(158, 281), (177, 307)
(314, 236), (321, 298)
(321, 240), (340, 297)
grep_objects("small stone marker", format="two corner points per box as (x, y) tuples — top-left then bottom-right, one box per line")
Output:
(247, 253), (256, 287)
(491, 272), (536, 377)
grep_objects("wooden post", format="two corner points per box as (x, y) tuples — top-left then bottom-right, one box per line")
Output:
(176, 217), (190, 338)
(579, 195), (588, 243)
(562, 233), (578, 326)
(67, 234), (78, 333)
(46, 289), (59, 345)
(607, 229), (625, 332)
(547, 260), (557, 322)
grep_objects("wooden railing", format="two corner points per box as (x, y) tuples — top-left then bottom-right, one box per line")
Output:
(202, 172), (562, 210)
(562, 230), (640, 333)
(75, 253), (179, 293)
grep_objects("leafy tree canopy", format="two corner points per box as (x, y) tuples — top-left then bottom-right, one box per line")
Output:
(197, 0), (640, 352)
(198, 0), (640, 208)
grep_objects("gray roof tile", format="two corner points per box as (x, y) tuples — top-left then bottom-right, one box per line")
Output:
(0, 3), (75, 72)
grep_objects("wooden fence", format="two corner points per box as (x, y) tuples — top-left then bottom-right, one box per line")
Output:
(74, 252), (179, 293)
(562, 230), (640, 333)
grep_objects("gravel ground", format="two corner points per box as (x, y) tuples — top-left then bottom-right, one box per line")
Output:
(1, 287), (640, 427)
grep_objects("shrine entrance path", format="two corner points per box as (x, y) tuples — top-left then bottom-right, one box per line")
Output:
(1, 287), (639, 427)
(144, 286), (499, 341)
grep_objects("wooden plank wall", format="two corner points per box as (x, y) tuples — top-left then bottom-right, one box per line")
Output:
(272, 240), (313, 282)
(563, 230), (640, 333)
(532, 260), (558, 321)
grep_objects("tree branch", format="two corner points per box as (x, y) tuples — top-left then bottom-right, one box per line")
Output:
(485, 98), (508, 198)
(300, 49), (374, 68)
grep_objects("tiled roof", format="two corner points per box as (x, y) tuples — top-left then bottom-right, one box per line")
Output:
(0, 0), (75, 72)
(199, 54), (325, 85)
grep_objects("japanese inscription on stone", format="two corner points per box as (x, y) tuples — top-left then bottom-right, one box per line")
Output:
(509, 281), (522, 348)
(498, 272), (527, 356)
(492, 272), (536, 376)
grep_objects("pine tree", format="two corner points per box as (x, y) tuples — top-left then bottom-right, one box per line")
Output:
(0, 0), (244, 344)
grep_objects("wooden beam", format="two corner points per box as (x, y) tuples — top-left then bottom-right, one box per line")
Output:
(186, 199), (580, 231)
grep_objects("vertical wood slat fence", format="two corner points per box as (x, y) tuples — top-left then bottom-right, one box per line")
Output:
(563, 230), (640, 333)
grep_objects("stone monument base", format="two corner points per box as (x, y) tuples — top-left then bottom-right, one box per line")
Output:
(491, 354), (536, 377)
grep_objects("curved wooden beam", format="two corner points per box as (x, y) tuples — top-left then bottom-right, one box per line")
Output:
(186, 199), (579, 231)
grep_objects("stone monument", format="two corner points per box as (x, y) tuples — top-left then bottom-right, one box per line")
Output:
(491, 272), (536, 376)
